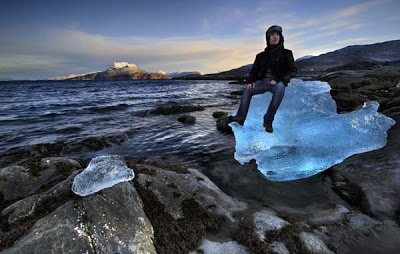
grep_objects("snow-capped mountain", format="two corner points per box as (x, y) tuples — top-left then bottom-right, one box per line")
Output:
(47, 62), (170, 81)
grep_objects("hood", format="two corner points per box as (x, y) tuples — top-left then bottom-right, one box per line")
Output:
(265, 25), (285, 53)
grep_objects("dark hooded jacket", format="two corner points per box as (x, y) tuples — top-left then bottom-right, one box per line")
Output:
(246, 30), (298, 86)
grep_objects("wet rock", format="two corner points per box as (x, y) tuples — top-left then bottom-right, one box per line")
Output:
(330, 92), (369, 113)
(298, 231), (334, 254)
(132, 102), (205, 116)
(135, 163), (247, 222)
(230, 90), (243, 96)
(1, 200), (94, 253)
(216, 115), (234, 134)
(383, 106), (400, 117)
(253, 208), (290, 241)
(0, 142), (64, 168)
(1, 170), (80, 226)
(1, 182), (156, 254)
(0, 157), (81, 204)
(327, 218), (400, 253)
(212, 111), (227, 118)
(177, 115), (196, 124)
(0, 134), (131, 168)
(307, 204), (350, 226)
(387, 96), (400, 108)
(0, 166), (37, 202)
(152, 102), (205, 115)
(80, 182), (155, 253)
(316, 70), (362, 82)
(61, 136), (112, 155)
(347, 212), (380, 231)
(320, 66), (400, 114)
(104, 132), (130, 145)
(131, 160), (247, 253)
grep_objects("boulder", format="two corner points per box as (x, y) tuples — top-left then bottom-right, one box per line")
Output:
(129, 159), (248, 253)
(212, 111), (227, 118)
(298, 232), (334, 254)
(0, 157), (81, 204)
(1, 182), (156, 254)
(177, 115), (196, 124)
(135, 163), (247, 222)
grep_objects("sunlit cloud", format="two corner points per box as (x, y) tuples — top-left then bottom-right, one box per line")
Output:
(335, 37), (372, 44)
(330, 0), (384, 19)
(0, 25), (263, 79)
(347, 23), (363, 30)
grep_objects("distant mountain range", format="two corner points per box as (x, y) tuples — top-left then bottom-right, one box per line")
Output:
(295, 39), (400, 75)
(45, 39), (400, 81)
(296, 55), (314, 61)
(193, 39), (400, 80)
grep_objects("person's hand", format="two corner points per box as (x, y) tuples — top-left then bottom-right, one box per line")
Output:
(245, 83), (254, 89)
(270, 80), (277, 85)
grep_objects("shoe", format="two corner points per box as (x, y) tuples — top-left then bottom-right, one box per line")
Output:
(228, 115), (244, 126)
(263, 122), (273, 133)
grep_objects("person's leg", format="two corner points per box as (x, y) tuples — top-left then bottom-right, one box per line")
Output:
(235, 78), (271, 121)
(264, 81), (286, 124)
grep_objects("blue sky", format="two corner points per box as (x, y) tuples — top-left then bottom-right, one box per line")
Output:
(0, 0), (399, 80)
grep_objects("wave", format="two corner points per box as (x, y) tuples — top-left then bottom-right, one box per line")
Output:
(85, 103), (131, 113)
(52, 126), (83, 134)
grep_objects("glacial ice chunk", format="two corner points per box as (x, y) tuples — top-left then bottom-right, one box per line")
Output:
(189, 239), (249, 254)
(72, 155), (134, 196)
(229, 78), (396, 181)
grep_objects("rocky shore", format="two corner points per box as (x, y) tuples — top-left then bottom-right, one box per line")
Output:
(1, 63), (400, 253)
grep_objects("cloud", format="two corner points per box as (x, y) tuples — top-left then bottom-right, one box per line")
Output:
(335, 37), (372, 44)
(237, 0), (388, 60)
(347, 23), (363, 30)
(0, 0), (396, 80)
(268, 0), (387, 34)
(0, 25), (262, 79)
(330, 0), (383, 19)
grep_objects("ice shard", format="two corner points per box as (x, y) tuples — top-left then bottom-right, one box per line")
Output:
(72, 155), (134, 196)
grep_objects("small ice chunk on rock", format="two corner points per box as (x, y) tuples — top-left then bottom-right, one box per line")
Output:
(72, 155), (134, 196)
(270, 241), (290, 254)
(189, 239), (249, 254)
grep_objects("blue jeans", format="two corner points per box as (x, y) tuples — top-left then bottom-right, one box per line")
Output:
(235, 77), (286, 124)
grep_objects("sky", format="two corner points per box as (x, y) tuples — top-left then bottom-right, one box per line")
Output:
(0, 0), (399, 80)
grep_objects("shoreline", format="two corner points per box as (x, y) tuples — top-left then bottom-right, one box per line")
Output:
(1, 68), (400, 253)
